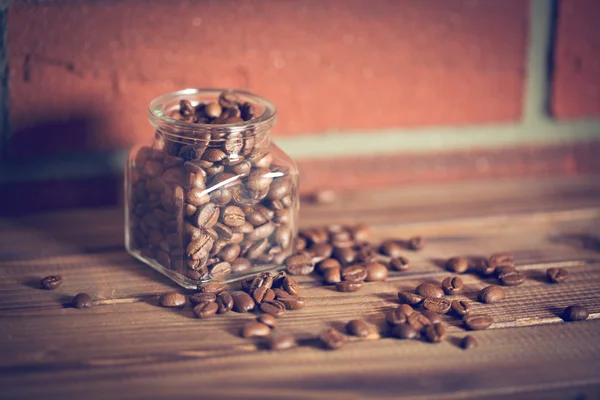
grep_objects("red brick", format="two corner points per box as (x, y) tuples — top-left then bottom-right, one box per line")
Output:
(9, 0), (527, 156)
(552, 0), (600, 119)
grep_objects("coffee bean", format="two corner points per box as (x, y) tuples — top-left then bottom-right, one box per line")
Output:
(216, 292), (234, 313)
(250, 272), (274, 293)
(294, 236), (307, 252)
(450, 300), (472, 317)
(355, 244), (378, 263)
(267, 179), (291, 200)
(336, 280), (363, 292)
(221, 205), (245, 227)
(253, 286), (271, 304)
(389, 256), (410, 271)
(397, 304), (415, 316)
(309, 243), (333, 262)
(365, 262), (388, 282)
(341, 265), (367, 282)
(333, 247), (356, 266)
(473, 258), (495, 276)
(489, 252), (514, 268)
(230, 290), (255, 312)
(159, 292), (186, 308)
(408, 236), (424, 250)
(245, 238), (269, 260)
(246, 168), (273, 191)
(241, 321), (271, 338)
(210, 262), (232, 280)
(40, 275), (62, 290)
(257, 314), (278, 329)
(463, 314), (494, 330)
(323, 267), (342, 284)
(72, 293), (94, 309)
(441, 276), (464, 295)
(189, 292), (217, 305)
(397, 291), (425, 306)
(423, 298), (451, 314)
(269, 335), (297, 351)
(547, 267), (569, 283)
(285, 252), (315, 275)
(379, 240), (403, 258)
(318, 258), (342, 273)
(407, 312), (431, 332)
(391, 324), (418, 340)
(424, 322), (447, 343)
(198, 282), (226, 294)
(277, 295), (306, 310)
(282, 275), (301, 296)
(445, 257), (469, 274)
(260, 300), (286, 317)
(346, 319), (379, 339)
(193, 301), (218, 318)
(494, 265), (516, 276)
(195, 202), (220, 228)
(229, 258), (250, 274)
(461, 335), (478, 350)
(562, 305), (589, 321)
(272, 288), (290, 299)
(350, 224), (371, 242)
(219, 244), (241, 263)
(415, 283), (444, 299)
(386, 308), (410, 325)
(497, 270), (525, 286)
(420, 309), (443, 324)
(319, 328), (346, 350)
(478, 285), (505, 303)
(213, 222), (233, 240)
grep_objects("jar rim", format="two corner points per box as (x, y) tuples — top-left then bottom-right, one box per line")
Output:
(148, 88), (277, 139)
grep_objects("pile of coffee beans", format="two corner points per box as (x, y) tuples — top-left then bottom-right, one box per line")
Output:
(128, 91), (297, 283)
(282, 224), (422, 292)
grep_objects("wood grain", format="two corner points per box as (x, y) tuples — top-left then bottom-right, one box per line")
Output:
(1, 177), (600, 399)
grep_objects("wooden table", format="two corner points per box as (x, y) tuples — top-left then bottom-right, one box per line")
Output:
(1, 177), (600, 399)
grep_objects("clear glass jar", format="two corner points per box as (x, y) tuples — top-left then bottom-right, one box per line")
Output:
(125, 89), (299, 289)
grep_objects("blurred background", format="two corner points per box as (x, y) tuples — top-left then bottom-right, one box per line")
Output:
(0, 0), (599, 215)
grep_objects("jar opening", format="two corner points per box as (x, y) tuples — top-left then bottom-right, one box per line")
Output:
(148, 88), (277, 143)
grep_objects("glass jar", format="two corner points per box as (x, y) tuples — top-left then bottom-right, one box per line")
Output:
(125, 89), (299, 289)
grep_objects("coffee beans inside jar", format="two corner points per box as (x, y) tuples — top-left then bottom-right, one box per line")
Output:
(126, 89), (299, 288)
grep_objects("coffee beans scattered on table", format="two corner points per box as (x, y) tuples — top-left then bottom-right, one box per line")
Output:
(40, 275), (62, 290)
(72, 293), (94, 309)
(562, 305), (589, 322)
(445, 257), (469, 274)
(268, 335), (297, 351)
(478, 285), (505, 304)
(319, 328), (346, 350)
(159, 292), (187, 308)
(463, 314), (494, 330)
(546, 267), (569, 283)
(441, 276), (464, 295)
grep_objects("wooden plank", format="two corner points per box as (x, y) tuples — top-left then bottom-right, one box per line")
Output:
(0, 321), (599, 399)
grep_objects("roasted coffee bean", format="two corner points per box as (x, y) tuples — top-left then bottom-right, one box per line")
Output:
(365, 262), (388, 282)
(323, 267), (342, 284)
(186, 232), (214, 260)
(320, 328), (345, 350)
(210, 262), (232, 280)
(386, 308), (410, 325)
(489, 252), (514, 268)
(272, 288), (290, 299)
(253, 286), (271, 304)
(478, 285), (505, 303)
(494, 264), (516, 277)
(257, 314), (278, 329)
(333, 247), (356, 266)
(240, 276), (255, 293)
(219, 244), (241, 262)
(398, 291), (425, 306)
(230, 290), (255, 312)
(232, 221), (254, 234)
(461, 335), (478, 350)
(450, 300), (472, 317)
(245, 221), (275, 241)
(193, 301), (218, 318)
(350, 224), (371, 242)
(260, 300), (286, 317)
(423, 298), (451, 314)
(408, 236), (425, 250)
(309, 242), (333, 262)
(179, 99), (194, 117)
(397, 304), (415, 316)
(159, 292), (186, 308)
(318, 258), (342, 273)
(424, 322), (447, 343)
(203, 148), (227, 163)
(294, 236), (307, 252)
(245, 238), (269, 260)
(346, 319), (379, 339)
(341, 265), (367, 282)
(250, 272), (273, 294)
(246, 168), (273, 192)
(547, 267), (569, 283)
(189, 292), (217, 305)
(213, 222), (233, 240)
(216, 292), (234, 313)
(221, 205), (245, 227)
(463, 314), (494, 330)
(240, 102), (255, 121)
(420, 309), (443, 324)
(269, 335), (297, 351)
(195, 202), (220, 228)
(389, 256), (410, 271)
(285, 252), (315, 275)
(473, 258), (495, 276)
(282, 275), (301, 295)
(415, 283), (444, 299)
(441, 276), (464, 295)
(186, 188), (211, 207)
(445, 257), (469, 274)
(355, 244), (378, 263)
(72, 293), (94, 309)
(40, 275), (62, 290)
(271, 271), (287, 288)
(392, 324), (418, 340)
(562, 305), (589, 321)
(277, 295), (306, 310)
(267, 179), (291, 200)
(497, 270), (525, 286)
(241, 322), (271, 338)
(407, 312), (431, 332)
(198, 282), (226, 294)
(380, 240), (403, 258)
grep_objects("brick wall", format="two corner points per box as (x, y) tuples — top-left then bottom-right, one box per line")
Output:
(1, 0), (600, 214)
